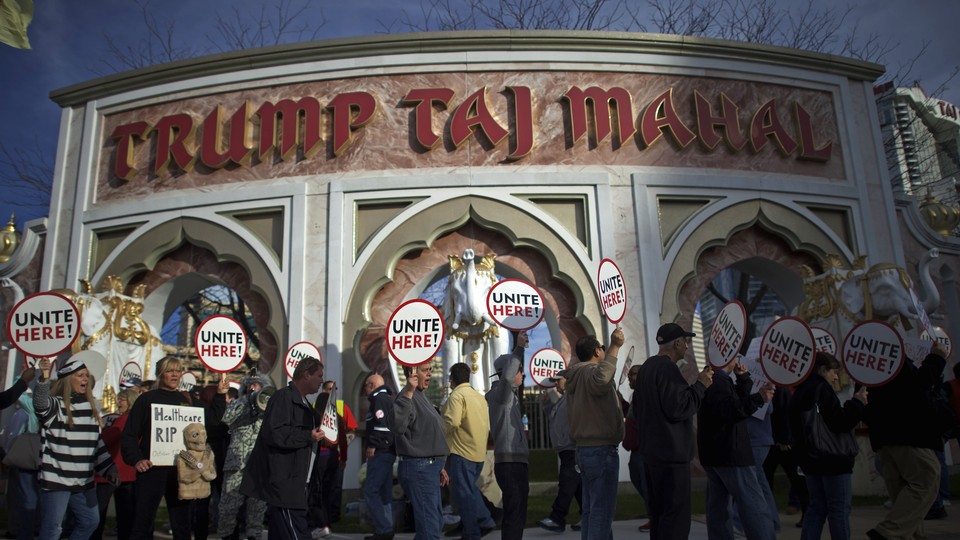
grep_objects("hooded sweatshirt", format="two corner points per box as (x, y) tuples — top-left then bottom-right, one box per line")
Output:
(565, 349), (623, 447)
(487, 351), (529, 464)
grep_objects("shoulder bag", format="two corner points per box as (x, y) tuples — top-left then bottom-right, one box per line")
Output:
(2, 432), (41, 470)
(800, 404), (858, 460)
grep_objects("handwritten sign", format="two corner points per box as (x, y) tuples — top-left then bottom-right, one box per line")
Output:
(194, 315), (248, 373)
(5, 292), (80, 358)
(284, 341), (323, 380)
(811, 327), (838, 355)
(118, 361), (143, 390)
(597, 258), (627, 324)
(759, 317), (815, 386)
(920, 326), (952, 357)
(708, 301), (746, 368)
(909, 288), (936, 338)
(149, 404), (205, 466)
(486, 279), (545, 331)
(386, 299), (444, 367)
(177, 371), (198, 392)
(842, 321), (904, 387)
(528, 348), (567, 387)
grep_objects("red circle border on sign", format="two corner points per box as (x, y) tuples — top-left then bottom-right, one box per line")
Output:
(528, 347), (567, 388)
(485, 278), (546, 331)
(386, 299), (445, 367)
(597, 258), (627, 325)
(284, 341), (323, 380)
(758, 316), (816, 388)
(193, 314), (249, 373)
(5, 291), (81, 359)
(840, 320), (906, 388)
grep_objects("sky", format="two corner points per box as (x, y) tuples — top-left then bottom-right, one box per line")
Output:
(0, 0), (958, 233)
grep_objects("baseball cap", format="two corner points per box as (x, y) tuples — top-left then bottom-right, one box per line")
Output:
(656, 323), (696, 344)
(547, 369), (568, 382)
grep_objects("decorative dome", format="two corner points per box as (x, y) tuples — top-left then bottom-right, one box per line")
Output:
(919, 195), (960, 236)
(0, 213), (21, 264)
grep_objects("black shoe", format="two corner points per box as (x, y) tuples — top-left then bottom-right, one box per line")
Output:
(924, 506), (947, 520)
(364, 534), (395, 540)
(866, 529), (889, 540)
(444, 524), (463, 538)
(480, 525), (495, 537)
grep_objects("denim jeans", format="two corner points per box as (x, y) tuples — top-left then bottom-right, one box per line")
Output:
(448, 454), (496, 539)
(364, 450), (396, 535)
(705, 466), (775, 540)
(14, 468), (38, 540)
(802, 473), (852, 540)
(398, 456), (445, 540)
(576, 445), (619, 540)
(732, 446), (780, 533)
(38, 488), (99, 540)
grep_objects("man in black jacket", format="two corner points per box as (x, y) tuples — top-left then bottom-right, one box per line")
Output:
(240, 356), (324, 540)
(697, 359), (775, 539)
(362, 372), (396, 540)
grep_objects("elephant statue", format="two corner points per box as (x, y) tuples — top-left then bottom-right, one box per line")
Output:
(796, 249), (941, 359)
(440, 249), (510, 391)
(63, 276), (165, 405)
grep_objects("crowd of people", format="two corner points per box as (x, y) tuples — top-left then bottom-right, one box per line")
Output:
(1, 319), (958, 540)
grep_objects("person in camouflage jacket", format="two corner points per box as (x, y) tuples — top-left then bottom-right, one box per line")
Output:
(217, 374), (272, 540)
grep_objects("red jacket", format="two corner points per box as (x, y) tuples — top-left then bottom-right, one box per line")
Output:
(96, 413), (136, 484)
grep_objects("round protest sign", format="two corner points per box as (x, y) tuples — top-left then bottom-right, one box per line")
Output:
(194, 315), (248, 373)
(5, 291), (80, 359)
(841, 320), (904, 387)
(178, 371), (198, 392)
(759, 317), (815, 387)
(597, 258), (627, 324)
(811, 326), (838, 355)
(920, 326), (952, 357)
(528, 348), (567, 387)
(386, 299), (445, 367)
(284, 341), (323, 380)
(486, 279), (545, 331)
(118, 361), (143, 390)
(708, 301), (746, 368)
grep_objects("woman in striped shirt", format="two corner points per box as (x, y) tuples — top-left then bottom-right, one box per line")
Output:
(34, 354), (117, 540)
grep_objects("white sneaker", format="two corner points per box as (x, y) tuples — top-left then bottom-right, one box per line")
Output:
(944, 499), (952, 507)
(311, 527), (331, 539)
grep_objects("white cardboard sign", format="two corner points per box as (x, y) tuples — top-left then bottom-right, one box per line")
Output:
(177, 371), (198, 392)
(486, 279), (545, 331)
(149, 404), (205, 466)
(759, 317), (815, 387)
(6, 292), (80, 358)
(118, 361), (143, 390)
(386, 299), (444, 367)
(284, 341), (323, 380)
(920, 326), (952, 357)
(708, 301), (746, 368)
(528, 348), (567, 387)
(597, 258), (627, 324)
(194, 315), (248, 373)
(842, 320), (904, 387)
(811, 327), (838, 355)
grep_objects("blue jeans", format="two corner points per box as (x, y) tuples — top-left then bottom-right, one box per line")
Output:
(38, 488), (99, 540)
(576, 445), (619, 540)
(732, 446), (780, 533)
(447, 454), (496, 539)
(365, 450), (396, 535)
(398, 456), (445, 540)
(14, 469), (38, 540)
(802, 473), (852, 540)
(705, 466), (775, 540)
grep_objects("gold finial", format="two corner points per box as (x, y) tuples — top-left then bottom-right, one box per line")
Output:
(0, 213), (21, 264)
(919, 195), (960, 236)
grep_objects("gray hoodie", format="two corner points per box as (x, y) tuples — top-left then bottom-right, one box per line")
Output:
(486, 351), (529, 464)
(394, 388), (449, 458)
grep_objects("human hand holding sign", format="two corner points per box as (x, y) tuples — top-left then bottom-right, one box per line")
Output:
(758, 382), (775, 402)
(853, 385), (868, 405)
(697, 365), (714, 388)
(514, 330), (529, 351)
(733, 359), (748, 376)
(37, 357), (51, 382)
(402, 369), (419, 399)
(311, 427), (324, 443)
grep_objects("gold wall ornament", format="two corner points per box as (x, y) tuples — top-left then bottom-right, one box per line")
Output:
(919, 195), (960, 236)
(0, 213), (21, 264)
(470, 351), (480, 373)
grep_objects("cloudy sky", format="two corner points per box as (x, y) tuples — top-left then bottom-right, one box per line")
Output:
(0, 0), (957, 231)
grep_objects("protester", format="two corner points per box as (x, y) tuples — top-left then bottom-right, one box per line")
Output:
(565, 328), (624, 540)
(789, 352), (867, 540)
(764, 386), (809, 525)
(3, 390), (40, 540)
(537, 371), (582, 534)
(0, 364), (35, 409)
(362, 372), (397, 540)
(487, 331), (530, 540)
(625, 364), (650, 531)
(634, 322), (713, 540)
(217, 373), (272, 540)
(863, 347), (944, 540)
(122, 356), (228, 540)
(309, 380), (359, 538)
(731, 383), (780, 536)
(442, 362), (497, 540)
(395, 362), (450, 540)
(240, 356), (325, 540)
(697, 359), (775, 539)
(34, 354), (118, 540)
(92, 388), (140, 540)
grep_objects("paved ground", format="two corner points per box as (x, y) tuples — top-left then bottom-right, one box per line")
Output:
(287, 505), (960, 539)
